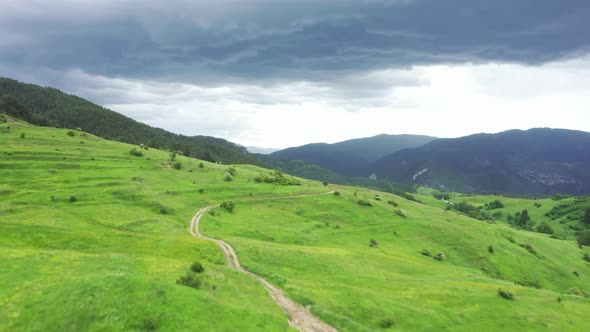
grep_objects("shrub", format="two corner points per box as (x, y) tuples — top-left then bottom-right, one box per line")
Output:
(357, 199), (373, 207)
(516, 280), (541, 289)
(176, 273), (202, 289)
(20, 132), (25, 138)
(486, 200), (504, 209)
(254, 170), (301, 185)
(169, 152), (177, 161)
(227, 167), (237, 176)
(322, 181), (329, 186)
(433, 191), (451, 200)
(66, 130), (76, 136)
(488, 245), (494, 254)
(129, 148), (144, 156)
(498, 289), (514, 300)
(577, 230), (590, 247)
(434, 251), (446, 261)
(369, 239), (378, 247)
(224, 172), (233, 182)
(333, 191), (340, 196)
(519, 243), (538, 256)
(552, 193), (571, 201)
(387, 200), (398, 207)
(379, 318), (395, 328)
(535, 222), (554, 234)
(374, 195), (382, 201)
(421, 249), (432, 257)
(198, 162), (204, 168)
(172, 162), (182, 170)
(198, 188), (204, 194)
(394, 209), (407, 218)
(160, 206), (172, 214)
(220, 201), (235, 213)
(573, 271), (580, 277)
(69, 195), (77, 202)
(190, 261), (205, 273)
(583, 253), (590, 262)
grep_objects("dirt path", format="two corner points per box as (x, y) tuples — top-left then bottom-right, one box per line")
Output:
(190, 192), (337, 332)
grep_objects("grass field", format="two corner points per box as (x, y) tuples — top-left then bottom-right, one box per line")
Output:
(204, 190), (590, 331)
(2, 118), (590, 331)
(0, 119), (327, 331)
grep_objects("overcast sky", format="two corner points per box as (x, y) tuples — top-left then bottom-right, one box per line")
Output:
(2, 0), (589, 148)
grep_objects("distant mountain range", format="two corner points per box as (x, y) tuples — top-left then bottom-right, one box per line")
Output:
(246, 146), (280, 154)
(271, 134), (437, 177)
(3, 77), (589, 196)
(374, 128), (590, 195)
(0, 77), (263, 166)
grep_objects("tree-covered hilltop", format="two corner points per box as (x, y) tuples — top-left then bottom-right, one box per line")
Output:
(0, 77), (264, 165)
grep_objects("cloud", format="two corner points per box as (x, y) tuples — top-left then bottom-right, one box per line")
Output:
(1, 1), (589, 148)
(2, 0), (589, 88)
(39, 55), (589, 149)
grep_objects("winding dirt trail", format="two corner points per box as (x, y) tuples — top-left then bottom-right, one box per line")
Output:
(190, 192), (337, 332)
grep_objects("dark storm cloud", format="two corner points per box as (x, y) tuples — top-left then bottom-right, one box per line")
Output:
(1, 0), (589, 86)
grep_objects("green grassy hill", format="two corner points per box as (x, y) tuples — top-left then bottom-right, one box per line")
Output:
(0, 77), (264, 165)
(2, 117), (590, 331)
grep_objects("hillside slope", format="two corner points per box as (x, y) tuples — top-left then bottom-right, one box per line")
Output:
(0, 77), (263, 165)
(0, 117), (328, 331)
(271, 134), (436, 177)
(374, 128), (590, 195)
(2, 119), (590, 331)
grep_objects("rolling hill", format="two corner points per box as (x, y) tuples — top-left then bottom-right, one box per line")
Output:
(0, 77), (263, 166)
(374, 128), (590, 195)
(2, 117), (590, 331)
(271, 134), (436, 177)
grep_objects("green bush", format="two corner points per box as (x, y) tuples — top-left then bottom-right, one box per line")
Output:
(198, 162), (204, 168)
(583, 253), (590, 262)
(159, 206), (172, 214)
(519, 243), (538, 256)
(486, 200), (504, 209)
(69, 196), (77, 202)
(66, 130), (76, 136)
(357, 199), (374, 207)
(535, 222), (554, 235)
(129, 148), (144, 156)
(488, 245), (494, 254)
(190, 261), (205, 273)
(394, 209), (407, 218)
(227, 167), (237, 176)
(434, 251), (446, 261)
(421, 249), (432, 257)
(387, 200), (398, 207)
(369, 239), (378, 247)
(374, 195), (382, 201)
(220, 201), (235, 213)
(498, 289), (514, 300)
(173, 162), (182, 170)
(224, 172), (233, 181)
(20, 132), (25, 138)
(176, 273), (202, 289)
(254, 170), (301, 185)
(379, 318), (395, 328)
(333, 191), (340, 196)
(577, 230), (590, 247)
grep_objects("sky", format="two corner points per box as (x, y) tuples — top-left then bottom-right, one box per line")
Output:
(2, 0), (590, 148)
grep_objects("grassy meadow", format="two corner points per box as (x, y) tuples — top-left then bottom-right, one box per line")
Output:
(204, 190), (590, 331)
(2, 118), (590, 331)
(0, 119), (327, 331)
